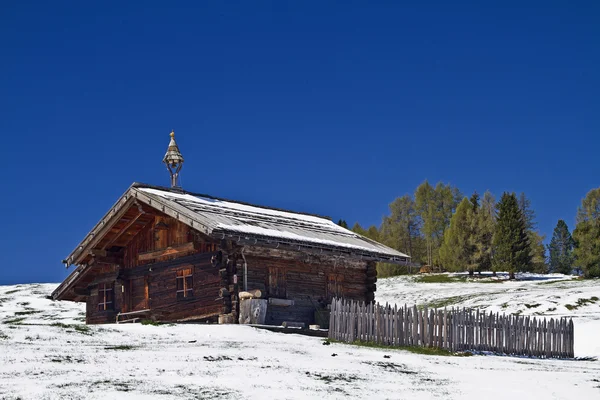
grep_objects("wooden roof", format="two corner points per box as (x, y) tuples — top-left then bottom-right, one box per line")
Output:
(63, 183), (409, 268)
(53, 183), (409, 301)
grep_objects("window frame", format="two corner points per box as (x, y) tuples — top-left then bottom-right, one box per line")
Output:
(176, 267), (194, 300)
(97, 283), (114, 312)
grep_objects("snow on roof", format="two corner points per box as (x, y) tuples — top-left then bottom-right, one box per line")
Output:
(138, 187), (409, 260)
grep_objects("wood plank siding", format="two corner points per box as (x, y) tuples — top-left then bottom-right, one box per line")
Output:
(84, 211), (223, 324)
(238, 248), (376, 326)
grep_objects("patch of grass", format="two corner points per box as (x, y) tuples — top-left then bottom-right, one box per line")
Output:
(501, 303), (509, 309)
(48, 355), (85, 363)
(140, 319), (161, 326)
(547, 307), (557, 312)
(306, 371), (361, 383)
(14, 310), (41, 316)
(51, 322), (91, 334)
(3, 317), (26, 325)
(18, 302), (30, 306)
(203, 355), (232, 361)
(524, 303), (541, 309)
(362, 360), (417, 374)
(0, 331), (8, 340)
(421, 294), (479, 310)
(4, 289), (19, 295)
(104, 345), (136, 351)
(414, 275), (467, 284)
(92, 380), (132, 392)
(565, 297), (599, 310)
(328, 339), (471, 357)
(537, 279), (571, 285)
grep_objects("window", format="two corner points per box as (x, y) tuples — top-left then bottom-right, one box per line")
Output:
(176, 268), (194, 299)
(98, 283), (114, 311)
(268, 267), (286, 298)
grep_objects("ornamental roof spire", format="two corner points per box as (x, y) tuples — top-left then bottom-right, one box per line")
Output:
(162, 130), (184, 188)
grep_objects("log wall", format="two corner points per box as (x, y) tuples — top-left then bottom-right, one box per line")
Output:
(84, 215), (222, 324)
(238, 247), (374, 326)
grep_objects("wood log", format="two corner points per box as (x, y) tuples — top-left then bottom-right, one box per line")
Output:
(282, 321), (305, 329)
(238, 289), (263, 300)
(138, 242), (196, 261)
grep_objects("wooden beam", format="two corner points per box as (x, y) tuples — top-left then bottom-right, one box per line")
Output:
(122, 252), (215, 277)
(91, 255), (124, 265)
(90, 249), (107, 257)
(138, 242), (196, 261)
(102, 210), (146, 250)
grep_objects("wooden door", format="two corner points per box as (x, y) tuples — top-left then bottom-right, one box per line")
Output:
(128, 276), (149, 311)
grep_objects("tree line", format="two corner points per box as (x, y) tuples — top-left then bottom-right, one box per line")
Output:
(341, 181), (600, 279)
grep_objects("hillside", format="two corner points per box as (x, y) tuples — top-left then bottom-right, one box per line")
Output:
(1, 276), (599, 399)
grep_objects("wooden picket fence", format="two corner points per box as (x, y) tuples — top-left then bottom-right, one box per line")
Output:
(328, 298), (574, 358)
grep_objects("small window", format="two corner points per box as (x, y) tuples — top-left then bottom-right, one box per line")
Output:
(98, 283), (114, 311)
(176, 268), (194, 299)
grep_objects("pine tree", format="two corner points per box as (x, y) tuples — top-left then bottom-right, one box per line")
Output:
(518, 192), (537, 232)
(573, 188), (600, 278)
(548, 220), (575, 275)
(469, 191), (480, 212)
(472, 191), (496, 272)
(337, 219), (349, 229)
(351, 222), (368, 237)
(517, 192), (547, 273)
(493, 192), (532, 279)
(439, 198), (476, 274)
(367, 225), (380, 241)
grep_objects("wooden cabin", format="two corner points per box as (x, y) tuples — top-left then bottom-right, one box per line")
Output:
(52, 133), (409, 325)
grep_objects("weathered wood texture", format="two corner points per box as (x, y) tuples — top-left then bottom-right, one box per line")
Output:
(86, 253), (223, 323)
(240, 249), (372, 326)
(123, 216), (217, 268)
(328, 298), (575, 359)
(84, 212), (222, 324)
(142, 254), (222, 321)
(239, 299), (268, 324)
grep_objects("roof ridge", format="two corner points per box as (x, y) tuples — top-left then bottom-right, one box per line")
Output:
(131, 182), (333, 221)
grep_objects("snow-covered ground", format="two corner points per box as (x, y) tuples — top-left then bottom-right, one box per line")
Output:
(0, 276), (599, 399)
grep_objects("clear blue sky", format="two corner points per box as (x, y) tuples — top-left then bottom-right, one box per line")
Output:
(1, 1), (598, 284)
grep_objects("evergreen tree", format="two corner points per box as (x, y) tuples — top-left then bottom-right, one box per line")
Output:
(518, 192), (547, 273)
(469, 191), (480, 212)
(439, 198), (476, 274)
(352, 222), (380, 241)
(518, 192), (537, 232)
(367, 225), (380, 241)
(472, 191), (496, 272)
(573, 188), (600, 278)
(351, 222), (368, 237)
(548, 220), (575, 275)
(492, 192), (532, 279)
(337, 219), (349, 229)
